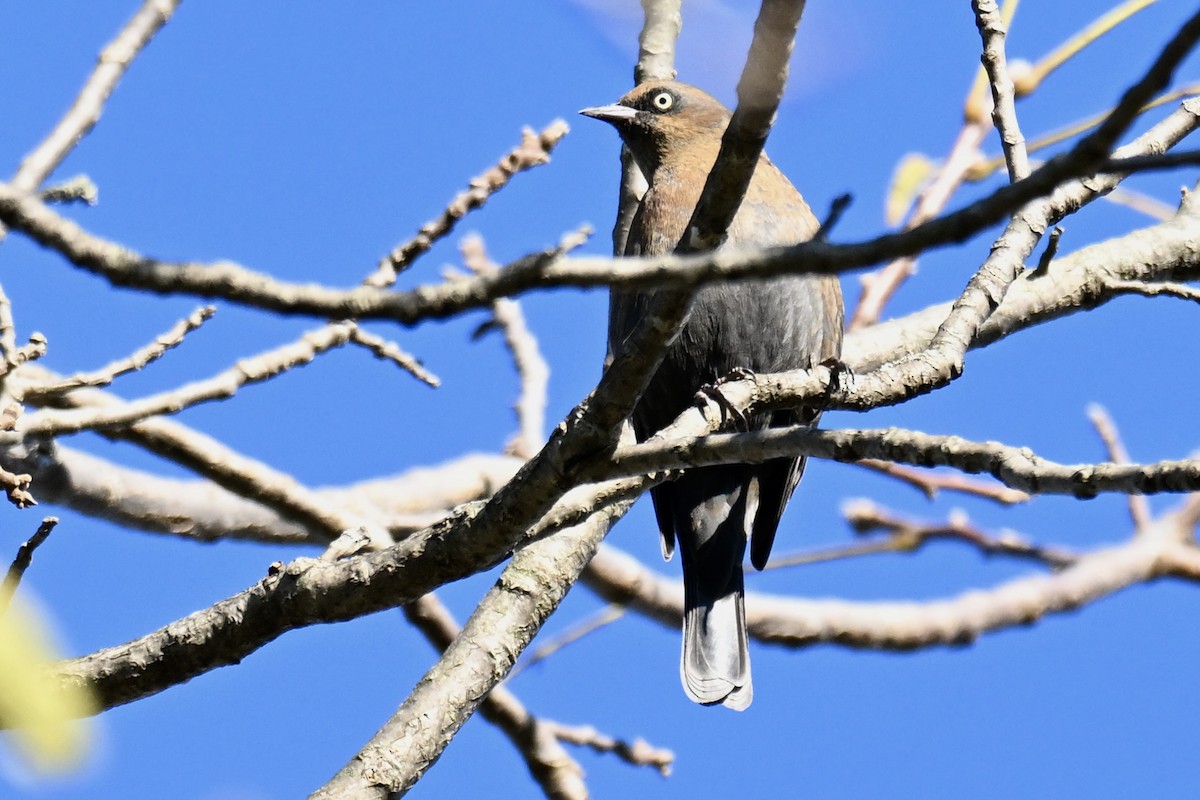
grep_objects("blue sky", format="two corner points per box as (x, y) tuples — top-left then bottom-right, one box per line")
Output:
(2, 1), (1199, 797)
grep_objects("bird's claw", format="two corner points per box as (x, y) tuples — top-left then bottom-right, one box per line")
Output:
(819, 357), (851, 409)
(696, 367), (756, 431)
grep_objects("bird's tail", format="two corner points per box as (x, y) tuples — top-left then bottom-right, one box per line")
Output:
(681, 560), (752, 710)
(671, 471), (755, 711)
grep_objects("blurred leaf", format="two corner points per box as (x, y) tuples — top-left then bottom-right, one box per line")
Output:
(885, 153), (937, 226)
(1014, 0), (1157, 96)
(0, 598), (96, 774)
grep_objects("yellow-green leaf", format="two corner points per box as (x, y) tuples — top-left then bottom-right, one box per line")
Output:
(0, 597), (96, 774)
(885, 153), (937, 226)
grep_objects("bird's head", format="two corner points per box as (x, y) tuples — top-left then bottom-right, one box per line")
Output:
(580, 81), (731, 176)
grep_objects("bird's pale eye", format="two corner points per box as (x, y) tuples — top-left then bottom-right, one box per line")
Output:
(651, 91), (675, 112)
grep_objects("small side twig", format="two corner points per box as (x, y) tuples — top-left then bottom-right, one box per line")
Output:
(347, 326), (440, 388)
(1105, 278), (1200, 303)
(366, 121), (571, 287)
(1086, 404), (1151, 530)
(0, 468), (36, 510)
(814, 193), (853, 242)
(856, 458), (1031, 505)
(545, 722), (673, 778)
(18, 321), (360, 436)
(39, 175), (99, 206)
(509, 604), (626, 680)
(1033, 226), (1063, 273)
(764, 499), (1075, 571)
(24, 306), (216, 399)
(0, 517), (59, 614)
(461, 233), (553, 460)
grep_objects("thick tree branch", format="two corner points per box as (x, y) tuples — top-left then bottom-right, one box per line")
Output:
(606, 426), (1200, 499)
(312, 500), (629, 798)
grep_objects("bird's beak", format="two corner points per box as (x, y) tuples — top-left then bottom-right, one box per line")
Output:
(579, 103), (638, 124)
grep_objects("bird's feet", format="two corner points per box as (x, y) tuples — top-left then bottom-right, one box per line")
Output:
(696, 367), (757, 431)
(819, 357), (851, 410)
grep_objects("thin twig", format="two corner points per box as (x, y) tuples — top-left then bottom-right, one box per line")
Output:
(12, 0), (180, 191)
(764, 499), (1075, 572)
(1105, 278), (1200, 303)
(545, 722), (673, 778)
(365, 121), (570, 287)
(1033, 226), (1063, 273)
(856, 458), (1030, 504)
(346, 326), (440, 388)
(40, 175), (99, 206)
(1087, 404), (1152, 530)
(1104, 186), (1176, 220)
(19, 322), (360, 435)
(973, 0), (1031, 181)
(844, 499), (1076, 569)
(0, 517), (59, 613)
(509, 604), (627, 680)
(461, 234), (552, 459)
(815, 193), (853, 241)
(24, 306), (216, 398)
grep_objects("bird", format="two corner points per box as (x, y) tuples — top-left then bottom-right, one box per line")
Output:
(581, 81), (844, 710)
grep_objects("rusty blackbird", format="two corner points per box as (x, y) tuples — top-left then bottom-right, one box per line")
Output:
(582, 82), (844, 710)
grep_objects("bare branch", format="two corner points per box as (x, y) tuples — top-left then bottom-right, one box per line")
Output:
(346, 326), (440, 388)
(0, 517), (58, 614)
(972, 0), (1031, 180)
(312, 500), (629, 798)
(546, 722), (673, 778)
(24, 306), (216, 398)
(634, 0), (682, 85)
(1104, 278), (1200, 303)
(842, 499), (1076, 569)
(846, 180), (1200, 372)
(855, 458), (1031, 505)
(404, 594), (589, 799)
(365, 121), (571, 287)
(2, 97), (1196, 332)
(39, 175), (98, 206)
(679, 0), (807, 253)
(509, 604), (627, 680)
(1087, 404), (1152, 529)
(583, 497), (1200, 653)
(0, 437), (519, 546)
(462, 234), (551, 459)
(12, 0), (180, 192)
(19, 322), (358, 436)
(606, 425), (1200, 499)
